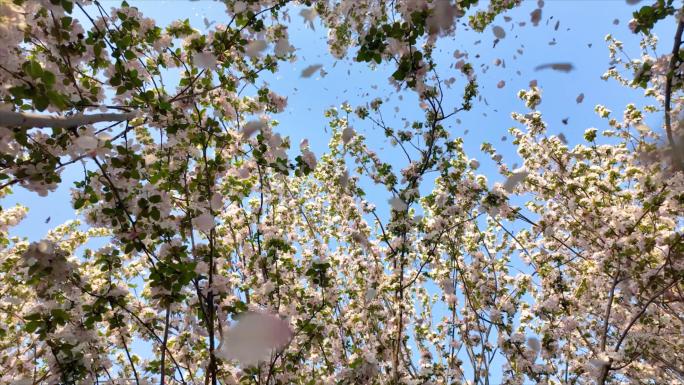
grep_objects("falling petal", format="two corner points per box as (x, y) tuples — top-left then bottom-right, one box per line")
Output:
(299, 8), (317, 30)
(492, 25), (506, 39)
(530, 9), (542, 26)
(301, 64), (323, 78)
(218, 311), (292, 367)
(275, 38), (295, 57)
(534, 62), (574, 72)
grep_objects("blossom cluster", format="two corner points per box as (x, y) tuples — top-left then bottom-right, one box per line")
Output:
(0, 1), (682, 385)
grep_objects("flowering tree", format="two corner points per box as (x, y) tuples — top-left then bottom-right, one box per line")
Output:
(0, 1), (682, 385)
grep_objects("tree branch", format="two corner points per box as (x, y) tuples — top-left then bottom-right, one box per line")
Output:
(0, 110), (136, 128)
(664, 18), (684, 170)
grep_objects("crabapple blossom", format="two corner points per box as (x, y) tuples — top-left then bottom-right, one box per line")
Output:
(0, 1), (682, 385)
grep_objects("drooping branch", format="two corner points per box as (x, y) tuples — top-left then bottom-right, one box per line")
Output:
(0, 110), (136, 128)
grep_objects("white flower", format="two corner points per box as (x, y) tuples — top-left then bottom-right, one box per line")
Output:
(504, 167), (529, 193)
(194, 261), (209, 275)
(75, 135), (98, 152)
(342, 126), (355, 144)
(217, 311), (292, 366)
(526, 336), (541, 353)
(144, 153), (156, 165)
(588, 355), (610, 378)
(268, 91), (288, 112)
(237, 165), (250, 179)
(635, 123), (650, 134)
(389, 196), (408, 211)
(192, 51), (217, 69)
(210, 193), (223, 210)
(241, 120), (267, 138)
(510, 332), (525, 344)
(339, 169), (350, 188)
(192, 213), (215, 233)
(274, 37), (294, 57)
(233, 1), (247, 13)
(490, 309), (502, 322)
(426, 0), (458, 35)
(301, 149), (317, 169)
(245, 40), (267, 58)
(37, 240), (55, 254)
(364, 288), (377, 301)
(628, 18), (638, 33)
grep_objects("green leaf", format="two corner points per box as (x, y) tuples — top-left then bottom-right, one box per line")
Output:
(61, 0), (73, 13)
(34, 94), (49, 112)
(9, 86), (28, 99)
(24, 321), (40, 333)
(74, 198), (85, 209)
(150, 207), (160, 221)
(47, 90), (69, 109)
(23, 60), (43, 79)
(41, 71), (56, 86)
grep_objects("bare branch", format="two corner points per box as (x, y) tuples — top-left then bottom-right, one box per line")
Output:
(0, 110), (136, 128)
